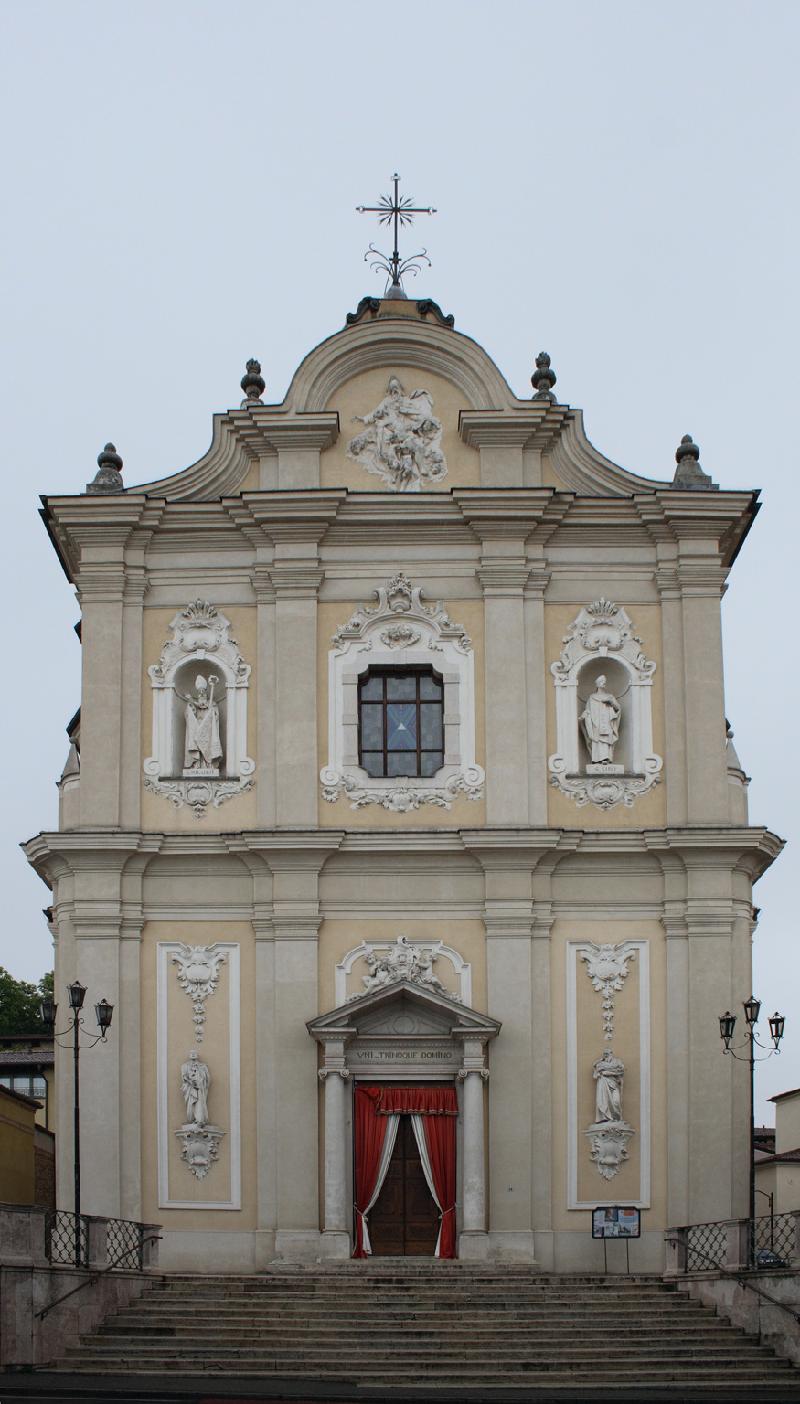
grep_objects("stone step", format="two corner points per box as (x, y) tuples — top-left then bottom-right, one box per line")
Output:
(96, 1322), (742, 1341)
(56, 1360), (795, 1383)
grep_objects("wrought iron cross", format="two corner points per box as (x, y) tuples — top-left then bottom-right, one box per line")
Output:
(357, 173), (437, 296)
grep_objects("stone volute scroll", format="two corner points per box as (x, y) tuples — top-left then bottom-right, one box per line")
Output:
(321, 574), (484, 811)
(548, 598), (662, 810)
(144, 600), (255, 817)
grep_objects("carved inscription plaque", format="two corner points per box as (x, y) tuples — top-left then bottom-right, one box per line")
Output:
(347, 1041), (458, 1076)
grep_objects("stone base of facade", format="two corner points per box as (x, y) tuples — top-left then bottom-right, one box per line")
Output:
(487, 1229), (537, 1262)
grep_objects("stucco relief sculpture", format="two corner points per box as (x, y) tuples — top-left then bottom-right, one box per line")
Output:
(347, 377), (447, 491)
(144, 600), (254, 817)
(579, 942), (637, 1041)
(585, 1049), (634, 1181)
(322, 574), (483, 811)
(580, 676), (621, 769)
(180, 1049), (210, 1125)
(180, 675), (223, 775)
(549, 598), (662, 809)
(175, 1050), (224, 1181)
(354, 935), (457, 1001)
(336, 938), (471, 1006)
(578, 940), (637, 1181)
(171, 944), (228, 1044)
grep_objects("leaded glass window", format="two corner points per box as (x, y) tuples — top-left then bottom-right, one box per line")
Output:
(358, 669), (444, 779)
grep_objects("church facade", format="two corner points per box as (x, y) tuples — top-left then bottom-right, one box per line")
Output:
(26, 292), (781, 1271)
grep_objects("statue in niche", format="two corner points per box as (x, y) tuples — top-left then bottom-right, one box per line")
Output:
(592, 1048), (625, 1123)
(580, 675), (621, 764)
(180, 1050), (210, 1127)
(179, 674), (223, 774)
(347, 377), (447, 492)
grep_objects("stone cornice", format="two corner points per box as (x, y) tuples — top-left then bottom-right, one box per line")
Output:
(459, 406), (570, 451)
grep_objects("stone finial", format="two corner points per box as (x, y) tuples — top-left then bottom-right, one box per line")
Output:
(240, 358), (265, 407)
(531, 351), (557, 403)
(672, 433), (718, 490)
(86, 442), (124, 494)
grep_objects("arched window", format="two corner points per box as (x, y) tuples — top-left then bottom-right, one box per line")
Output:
(359, 669), (444, 778)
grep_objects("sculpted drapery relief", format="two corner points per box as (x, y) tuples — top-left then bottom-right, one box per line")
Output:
(347, 377), (447, 491)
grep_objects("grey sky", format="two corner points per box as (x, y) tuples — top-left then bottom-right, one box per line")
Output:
(0, 1), (796, 1118)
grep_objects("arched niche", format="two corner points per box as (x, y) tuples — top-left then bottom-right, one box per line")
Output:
(548, 599), (662, 811)
(144, 601), (254, 817)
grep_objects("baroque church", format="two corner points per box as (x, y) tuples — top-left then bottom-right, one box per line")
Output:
(25, 219), (781, 1271)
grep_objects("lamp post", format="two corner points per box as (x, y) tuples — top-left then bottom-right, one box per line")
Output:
(41, 982), (114, 1268)
(718, 998), (784, 1267)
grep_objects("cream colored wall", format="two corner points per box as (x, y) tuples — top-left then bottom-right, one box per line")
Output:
(775, 1092), (800, 1154)
(545, 603), (667, 829)
(140, 607), (258, 832)
(321, 367), (480, 491)
(549, 919), (667, 1233)
(140, 921), (257, 1231)
(317, 599), (487, 828)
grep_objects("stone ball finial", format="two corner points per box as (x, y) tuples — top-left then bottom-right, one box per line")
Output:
(675, 433), (700, 465)
(672, 432), (718, 491)
(240, 358), (265, 406)
(531, 351), (557, 403)
(86, 441), (124, 494)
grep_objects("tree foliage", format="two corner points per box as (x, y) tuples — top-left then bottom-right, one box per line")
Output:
(0, 968), (54, 1035)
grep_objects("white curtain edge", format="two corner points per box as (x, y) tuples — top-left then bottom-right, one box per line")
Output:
(411, 1113), (444, 1258)
(360, 1113), (400, 1256)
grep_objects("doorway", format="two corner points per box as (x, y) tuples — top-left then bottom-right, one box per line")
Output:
(368, 1116), (440, 1256)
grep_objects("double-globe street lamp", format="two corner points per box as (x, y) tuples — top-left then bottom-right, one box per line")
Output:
(719, 997), (785, 1266)
(40, 981), (113, 1267)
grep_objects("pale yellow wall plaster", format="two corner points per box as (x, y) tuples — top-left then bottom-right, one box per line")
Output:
(317, 599), (486, 828)
(549, 920), (667, 1234)
(321, 366), (480, 491)
(141, 607), (258, 832)
(140, 921), (257, 1230)
(545, 603), (667, 829)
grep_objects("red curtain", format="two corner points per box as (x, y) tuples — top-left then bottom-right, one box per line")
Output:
(359, 1084), (457, 1116)
(353, 1086), (394, 1257)
(353, 1085), (458, 1259)
(418, 1114), (457, 1259)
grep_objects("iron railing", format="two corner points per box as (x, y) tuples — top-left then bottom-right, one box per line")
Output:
(44, 1210), (89, 1267)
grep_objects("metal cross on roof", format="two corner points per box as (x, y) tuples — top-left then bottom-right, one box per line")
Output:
(357, 173), (437, 298)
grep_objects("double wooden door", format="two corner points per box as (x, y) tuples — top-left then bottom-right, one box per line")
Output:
(368, 1116), (439, 1256)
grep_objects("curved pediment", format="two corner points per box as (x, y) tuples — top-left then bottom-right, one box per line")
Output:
(118, 298), (674, 503)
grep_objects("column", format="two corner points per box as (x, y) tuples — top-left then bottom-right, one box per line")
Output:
(252, 562), (277, 827)
(524, 566), (550, 824)
(458, 1038), (489, 1260)
(320, 1049), (351, 1259)
(679, 552), (729, 823)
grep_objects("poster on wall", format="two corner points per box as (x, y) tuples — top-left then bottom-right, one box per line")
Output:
(592, 1206), (641, 1239)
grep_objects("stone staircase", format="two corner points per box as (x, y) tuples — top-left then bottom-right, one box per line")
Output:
(50, 1262), (799, 1394)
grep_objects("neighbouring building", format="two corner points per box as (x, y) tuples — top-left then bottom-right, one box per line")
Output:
(757, 1089), (800, 1216)
(24, 283), (781, 1271)
(0, 1034), (55, 1131)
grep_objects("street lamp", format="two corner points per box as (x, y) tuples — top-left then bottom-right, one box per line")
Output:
(41, 982), (113, 1268)
(718, 997), (785, 1267)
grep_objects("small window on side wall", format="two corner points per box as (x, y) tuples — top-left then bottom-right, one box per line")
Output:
(359, 669), (444, 779)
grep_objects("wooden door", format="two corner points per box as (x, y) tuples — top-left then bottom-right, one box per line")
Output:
(368, 1117), (439, 1256)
